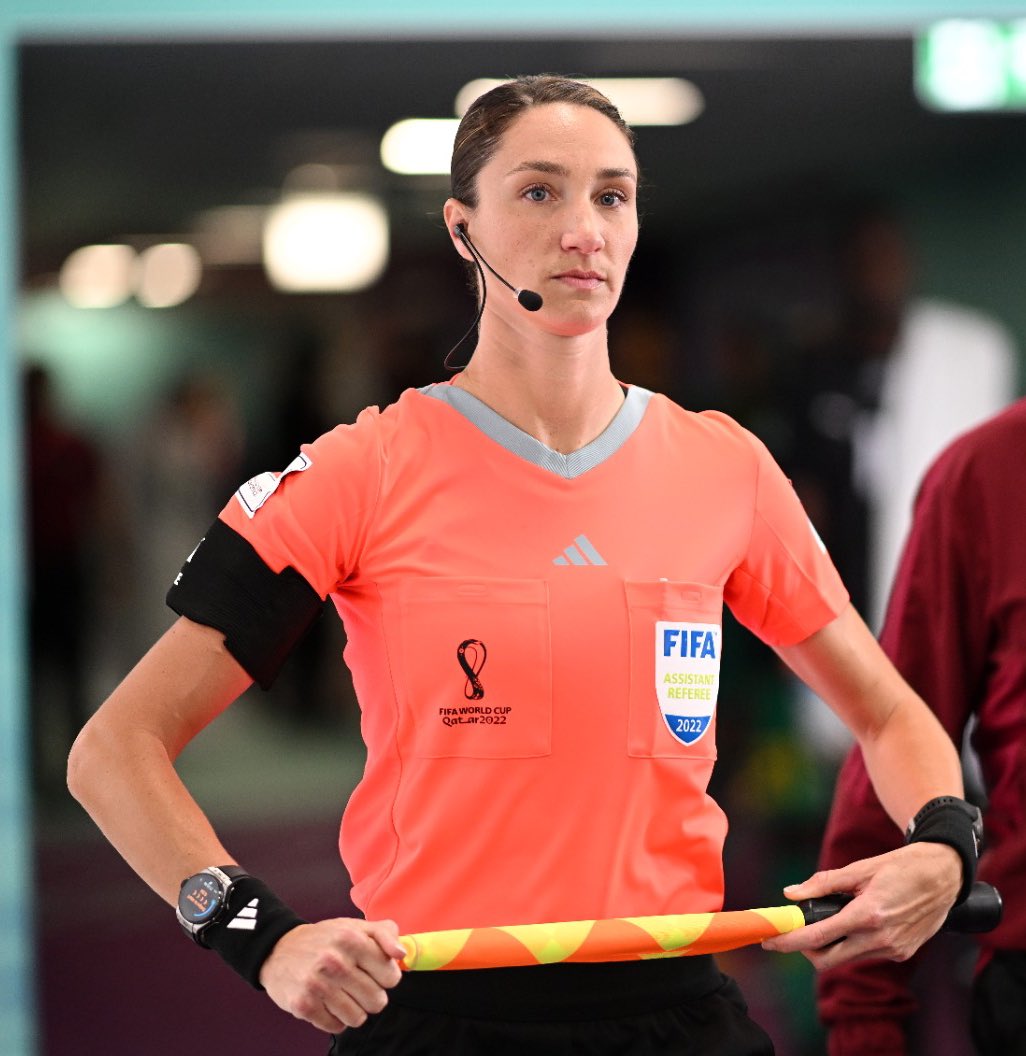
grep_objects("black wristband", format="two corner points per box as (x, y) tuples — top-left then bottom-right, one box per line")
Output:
(905, 796), (983, 906)
(202, 875), (307, 989)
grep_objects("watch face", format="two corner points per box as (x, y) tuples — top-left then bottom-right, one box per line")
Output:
(178, 872), (227, 927)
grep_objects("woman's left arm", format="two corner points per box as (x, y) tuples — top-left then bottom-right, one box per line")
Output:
(760, 602), (964, 969)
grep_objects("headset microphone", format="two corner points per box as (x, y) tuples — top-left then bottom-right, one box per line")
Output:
(453, 224), (543, 313)
(444, 224), (544, 370)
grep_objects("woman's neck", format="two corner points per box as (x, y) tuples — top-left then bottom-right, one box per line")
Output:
(452, 324), (625, 455)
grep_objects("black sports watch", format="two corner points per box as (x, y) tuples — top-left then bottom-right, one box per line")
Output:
(176, 865), (250, 945)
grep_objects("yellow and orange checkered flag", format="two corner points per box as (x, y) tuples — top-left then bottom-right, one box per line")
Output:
(397, 905), (805, 971)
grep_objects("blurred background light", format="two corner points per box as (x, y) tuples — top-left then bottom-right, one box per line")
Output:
(1009, 20), (1026, 106)
(193, 205), (267, 266)
(382, 79), (704, 177)
(917, 19), (1024, 111)
(283, 161), (344, 192)
(262, 192), (389, 292)
(455, 77), (704, 125)
(58, 243), (136, 309)
(134, 242), (203, 308)
(380, 118), (460, 175)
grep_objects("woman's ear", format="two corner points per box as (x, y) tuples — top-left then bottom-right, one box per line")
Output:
(443, 199), (472, 257)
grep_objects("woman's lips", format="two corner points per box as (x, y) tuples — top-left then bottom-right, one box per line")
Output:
(554, 271), (604, 290)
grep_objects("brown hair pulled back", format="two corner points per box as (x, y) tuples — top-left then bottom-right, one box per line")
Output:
(450, 75), (636, 208)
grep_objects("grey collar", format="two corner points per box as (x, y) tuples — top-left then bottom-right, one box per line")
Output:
(421, 382), (653, 479)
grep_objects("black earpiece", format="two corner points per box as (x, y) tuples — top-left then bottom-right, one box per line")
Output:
(444, 221), (544, 370)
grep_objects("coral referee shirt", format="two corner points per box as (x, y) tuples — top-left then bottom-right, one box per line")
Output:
(216, 382), (848, 934)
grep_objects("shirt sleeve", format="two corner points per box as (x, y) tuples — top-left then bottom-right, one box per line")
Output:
(218, 405), (384, 598)
(722, 422), (849, 646)
(816, 746), (918, 1053)
(816, 442), (984, 1051)
(876, 447), (986, 740)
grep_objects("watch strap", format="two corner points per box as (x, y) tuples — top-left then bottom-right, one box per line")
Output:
(212, 864), (249, 884)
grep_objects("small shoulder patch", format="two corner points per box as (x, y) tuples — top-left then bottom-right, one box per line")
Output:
(808, 518), (828, 555)
(234, 452), (312, 519)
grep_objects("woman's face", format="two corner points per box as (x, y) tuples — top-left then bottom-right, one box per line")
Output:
(448, 102), (640, 340)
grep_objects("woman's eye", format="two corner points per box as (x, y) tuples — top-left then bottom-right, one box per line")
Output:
(599, 191), (625, 207)
(525, 186), (549, 202)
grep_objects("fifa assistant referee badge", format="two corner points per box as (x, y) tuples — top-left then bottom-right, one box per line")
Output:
(177, 865), (250, 944)
(176, 865), (307, 988)
(905, 796), (984, 905)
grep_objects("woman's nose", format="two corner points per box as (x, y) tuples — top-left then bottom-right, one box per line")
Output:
(560, 206), (605, 255)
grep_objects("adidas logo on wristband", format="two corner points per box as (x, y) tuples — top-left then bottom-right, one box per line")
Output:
(177, 869), (306, 989)
(226, 898), (260, 931)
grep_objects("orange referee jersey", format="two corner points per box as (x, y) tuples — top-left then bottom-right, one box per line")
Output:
(218, 383), (848, 934)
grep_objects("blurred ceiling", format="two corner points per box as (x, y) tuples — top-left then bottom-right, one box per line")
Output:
(17, 34), (1026, 279)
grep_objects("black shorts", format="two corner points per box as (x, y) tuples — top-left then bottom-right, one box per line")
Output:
(330, 955), (774, 1055)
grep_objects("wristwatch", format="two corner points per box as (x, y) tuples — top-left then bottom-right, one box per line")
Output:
(176, 865), (249, 945)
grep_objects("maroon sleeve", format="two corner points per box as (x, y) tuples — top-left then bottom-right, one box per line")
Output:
(816, 747), (916, 1053)
(816, 445), (984, 1052)
(876, 445), (988, 742)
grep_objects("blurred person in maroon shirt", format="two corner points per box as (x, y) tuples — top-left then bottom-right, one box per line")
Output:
(24, 363), (102, 793)
(817, 398), (1026, 1055)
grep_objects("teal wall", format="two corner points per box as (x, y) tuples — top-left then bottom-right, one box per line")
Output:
(2, 3), (1022, 1053)
(2, 0), (1019, 33)
(0, 36), (31, 1056)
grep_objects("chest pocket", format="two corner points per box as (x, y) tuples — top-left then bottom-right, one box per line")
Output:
(626, 581), (724, 760)
(396, 578), (552, 759)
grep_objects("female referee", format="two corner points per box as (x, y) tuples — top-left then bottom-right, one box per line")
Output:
(68, 76), (978, 1055)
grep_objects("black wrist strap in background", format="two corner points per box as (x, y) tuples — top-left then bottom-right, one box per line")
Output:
(202, 875), (307, 989)
(905, 796), (982, 906)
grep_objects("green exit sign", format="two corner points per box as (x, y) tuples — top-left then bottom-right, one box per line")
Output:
(917, 19), (1026, 111)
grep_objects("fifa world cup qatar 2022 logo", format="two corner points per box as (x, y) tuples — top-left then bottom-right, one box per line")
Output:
(457, 639), (487, 700)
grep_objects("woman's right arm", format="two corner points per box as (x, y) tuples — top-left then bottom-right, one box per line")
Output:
(67, 615), (405, 1033)
(67, 615), (252, 902)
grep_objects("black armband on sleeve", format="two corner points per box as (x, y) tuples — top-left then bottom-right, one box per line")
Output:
(166, 518), (324, 689)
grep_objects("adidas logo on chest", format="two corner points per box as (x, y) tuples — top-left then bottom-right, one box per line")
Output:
(552, 534), (606, 567)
